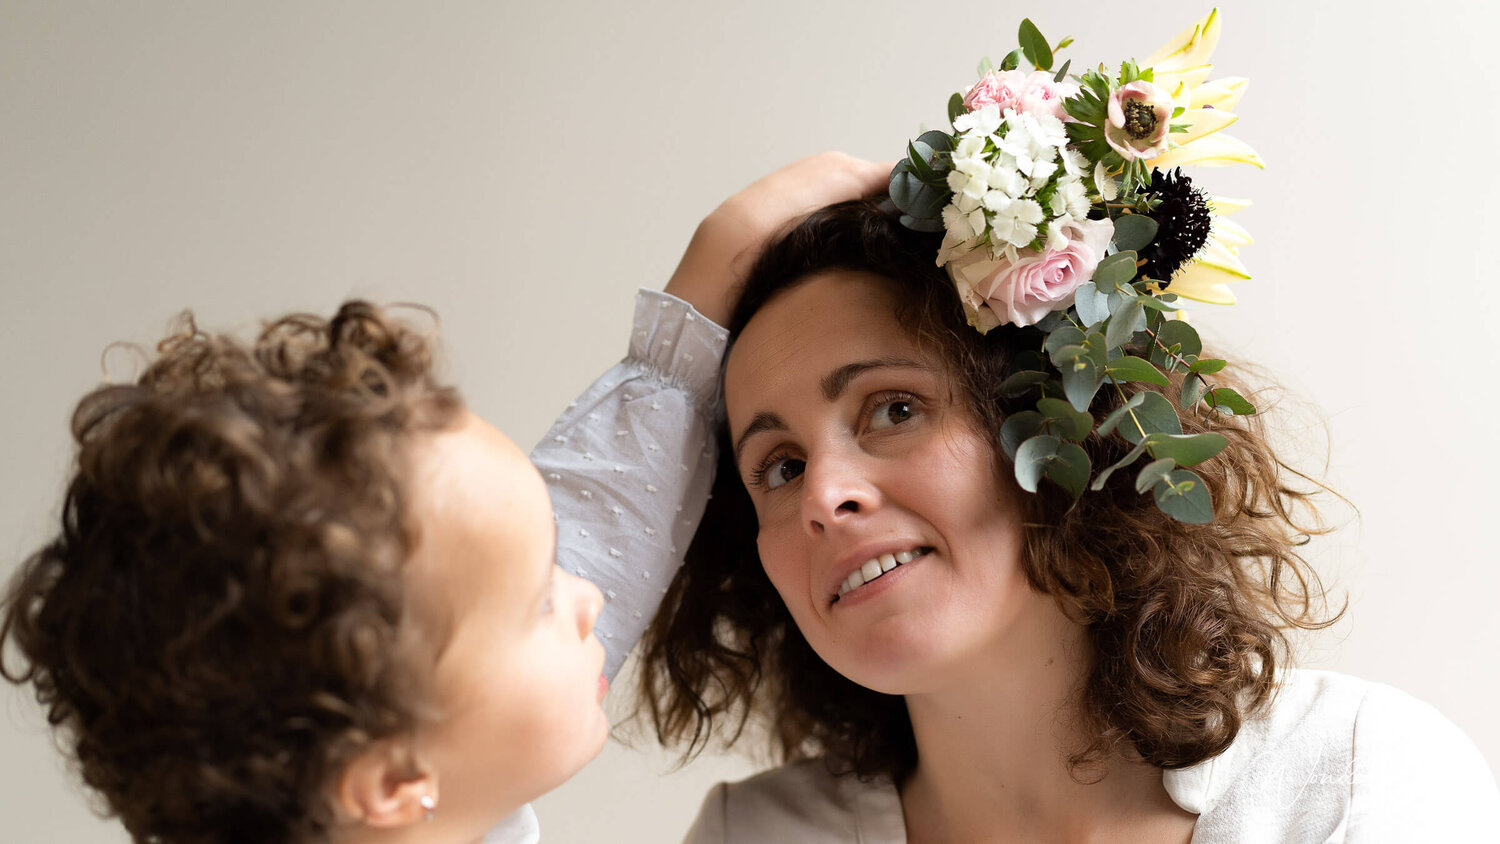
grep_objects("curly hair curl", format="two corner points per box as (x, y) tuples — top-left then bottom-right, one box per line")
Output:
(639, 199), (1339, 784)
(1, 302), (462, 843)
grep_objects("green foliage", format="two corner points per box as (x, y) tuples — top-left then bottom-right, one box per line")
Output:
(1000, 410), (1044, 460)
(1206, 387), (1256, 415)
(1000, 48), (1025, 72)
(1105, 355), (1169, 387)
(1116, 391), (1181, 444)
(1112, 215), (1159, 252)
(1152, 468), (1214, 523)
(948, 92), (965, 125)
(1092, 250), (1139, 293)
(1015, 435), (1091, 499)
(1146, 432), (1228, 466)
(1018, 19), (1053, 70)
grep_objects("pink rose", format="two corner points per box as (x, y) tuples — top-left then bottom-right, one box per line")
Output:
(949, 218), (1115, 329)
(1105, 81), (1173, 161)
(1015, 70), (1079, 121)
(962, 69), (1029, 114)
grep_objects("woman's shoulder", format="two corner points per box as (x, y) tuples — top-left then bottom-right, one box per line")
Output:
(1170, 669), (1498, 841)
(683, 758), (905, 844)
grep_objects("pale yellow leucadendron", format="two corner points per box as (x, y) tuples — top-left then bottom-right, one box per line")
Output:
(1137, 9), (1263, 305)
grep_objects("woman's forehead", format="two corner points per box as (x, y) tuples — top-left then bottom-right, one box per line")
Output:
(724, 272), (938, 416)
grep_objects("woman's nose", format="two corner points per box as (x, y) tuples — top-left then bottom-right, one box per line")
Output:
(801, 453), (876, 535)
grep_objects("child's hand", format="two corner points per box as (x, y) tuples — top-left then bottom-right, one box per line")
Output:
(665, 152), (891, 328)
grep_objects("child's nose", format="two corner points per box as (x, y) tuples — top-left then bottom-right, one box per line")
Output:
(567, 571), (604, 640)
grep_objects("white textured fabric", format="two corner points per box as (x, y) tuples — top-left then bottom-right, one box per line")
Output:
(532, 288), (727, 679)
(482, 289), (727, 844)
(685, 670), (1500, 843)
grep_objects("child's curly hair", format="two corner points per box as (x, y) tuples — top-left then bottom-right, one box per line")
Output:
(1, 302), (463, 843)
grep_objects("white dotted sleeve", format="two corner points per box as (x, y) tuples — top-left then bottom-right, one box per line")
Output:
(530, 289), (727, 680)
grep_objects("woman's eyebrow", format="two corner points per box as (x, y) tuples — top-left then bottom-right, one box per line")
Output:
(733, 357), (933, 464)
(733, 412), (786, 465)
(819, 357), (931, 401)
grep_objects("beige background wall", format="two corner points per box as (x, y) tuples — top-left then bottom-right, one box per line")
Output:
(3, 1), (1497, 841)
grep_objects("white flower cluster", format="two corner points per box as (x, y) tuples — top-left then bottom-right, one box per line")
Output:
(937, 105), (1098, 267)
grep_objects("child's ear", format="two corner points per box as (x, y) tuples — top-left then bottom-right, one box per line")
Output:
(331, 742), (438, 829)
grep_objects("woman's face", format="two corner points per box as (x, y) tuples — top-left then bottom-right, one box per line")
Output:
(725, 270), (1046, 695)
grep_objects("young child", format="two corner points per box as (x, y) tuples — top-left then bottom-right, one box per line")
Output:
(0, 154), (888, 844)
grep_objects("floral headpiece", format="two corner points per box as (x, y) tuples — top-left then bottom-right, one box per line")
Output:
(887, 9), (1261, 523)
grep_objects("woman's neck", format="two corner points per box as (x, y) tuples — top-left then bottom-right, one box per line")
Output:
(898, 596), (1195, 844)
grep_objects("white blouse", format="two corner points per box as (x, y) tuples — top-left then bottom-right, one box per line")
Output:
(685, 670), (1500, 843)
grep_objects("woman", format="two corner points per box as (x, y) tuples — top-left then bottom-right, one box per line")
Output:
(639, 200), (1499, 841)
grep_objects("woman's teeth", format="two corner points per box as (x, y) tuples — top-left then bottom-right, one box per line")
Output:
(836, 547), (929, 599)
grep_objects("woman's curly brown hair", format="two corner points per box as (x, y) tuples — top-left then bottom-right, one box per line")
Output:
(639, 199), (1339, 785)
(1, 302), (463, 843)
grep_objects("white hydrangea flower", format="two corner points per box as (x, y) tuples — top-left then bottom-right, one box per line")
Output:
(946, 133), (994, 202)
(985, 195), (1044, 247)
(1060, 147), (1088, 178)
(1049, 176), (1091, 221)
(953, 104), (1003, 136)
(997, 112), (1060, 179)
(941, 193), (987, 243)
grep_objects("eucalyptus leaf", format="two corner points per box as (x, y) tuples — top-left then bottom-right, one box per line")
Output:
(1035, 397), (1093, 441)
(1134, 458), (1176, 494)
(1055, 35), (1074, 50)
(1043, 325), (1086, 357)
(1118, 391), (1181, 444)
(948, 92), (965, 125)
(1182, 372), (1207, 407)
(889, 169), (946, 219)
(1050, 343), (1086, 368)
(1053, 58), (1072, 83)
(1083, 331), (1109, 370)
(1034, 310), (1065, 332)
(1013, 434), (1060, 492)
(1155, 318), (1202, 364)
(1097, 392), (1145, 437)
(978, 56), (995, 76)
(1000, 411), (1045, 460)
(1091, 438), (1149, 491)
(1018, 18), (1053, 71)
(1206, 387), (1256, 415)
(1145, 432), (1228, 467)
(1074, 282), (1110, 327)
(997, 369), (1051, 398)
(1105, 299), (1145, 350)
(899, 214), (946, 233)
(1092, 250), (1139, 293)
(1061, 359), (1104, 414)
(1111, 215), (1159, 252)
(916, 129), (955, 152)
(1105, 355), (1168, 387)
(1152, 468), (1214, 524)
(1135, 294), (1183, 312)
(1000, 48), (1024, 72)
(1043, 441), (1091, 499)
(1189, 358), (1228, 374)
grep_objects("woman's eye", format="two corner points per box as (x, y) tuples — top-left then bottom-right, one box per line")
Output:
(762, 456), (805, 490)
(869, 399), (914, 432)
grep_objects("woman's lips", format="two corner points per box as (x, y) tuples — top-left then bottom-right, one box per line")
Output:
(832, 546), (932, 603)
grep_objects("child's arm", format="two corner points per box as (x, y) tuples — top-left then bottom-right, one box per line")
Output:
(531, 153), (889, 678)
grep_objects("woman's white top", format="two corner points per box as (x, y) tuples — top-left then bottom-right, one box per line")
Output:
(685, 669), (1500, 843)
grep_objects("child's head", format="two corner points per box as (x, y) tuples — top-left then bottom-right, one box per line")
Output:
(1, 302), (607, 843)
